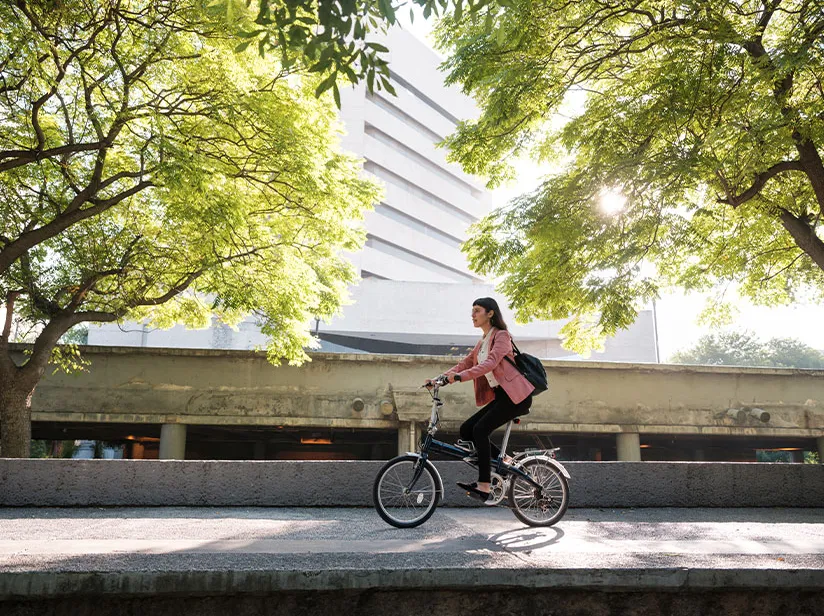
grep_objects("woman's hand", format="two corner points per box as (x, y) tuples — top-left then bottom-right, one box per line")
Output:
(424, 374), (459, 388)
(424, 375), (445, 388)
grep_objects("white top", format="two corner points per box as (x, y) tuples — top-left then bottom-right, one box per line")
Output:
(477, 329), (499, 388)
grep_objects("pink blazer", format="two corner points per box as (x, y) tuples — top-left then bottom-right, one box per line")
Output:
(446, 328), (535, 406)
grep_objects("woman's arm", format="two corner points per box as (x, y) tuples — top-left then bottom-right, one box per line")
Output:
(457, 330), (511, 382)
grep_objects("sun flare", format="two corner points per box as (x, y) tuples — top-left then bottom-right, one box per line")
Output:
(599, 188), (626, 215)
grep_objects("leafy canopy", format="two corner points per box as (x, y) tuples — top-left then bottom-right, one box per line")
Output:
(670, 330), (824, 369)
(0, 0), (380, 373)
(434, 0), (824, 352)
(223, 0), (499, 106)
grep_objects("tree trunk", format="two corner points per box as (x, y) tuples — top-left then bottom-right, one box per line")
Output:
(779, 210), (824, 272)
(0, 368), (34, 458)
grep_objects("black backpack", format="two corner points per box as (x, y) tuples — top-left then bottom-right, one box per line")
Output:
(504, 340), (549, 395)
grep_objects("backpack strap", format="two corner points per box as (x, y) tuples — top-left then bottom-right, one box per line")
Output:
(504, 334), (524, 373)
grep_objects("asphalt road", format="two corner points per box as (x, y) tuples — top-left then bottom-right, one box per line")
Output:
(1, 506), (823, 590)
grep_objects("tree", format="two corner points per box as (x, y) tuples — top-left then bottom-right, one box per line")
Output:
(0, 1), (380, 457)
(670, 330), (824, 368)
(431, 0), (824, 352)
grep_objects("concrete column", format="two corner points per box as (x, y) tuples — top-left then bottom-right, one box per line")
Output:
(818, 437), (824, 464)
(616, 433), (641, 462)
(253, 441), (266, 460)
(397, 421), (420, 455)
(159, 424), (187, 460)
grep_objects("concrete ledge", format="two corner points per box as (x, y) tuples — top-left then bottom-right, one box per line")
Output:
(1, 460), (822, 507)
(3, 567), (824, 600)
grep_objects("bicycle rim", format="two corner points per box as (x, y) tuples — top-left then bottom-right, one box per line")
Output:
(508, 458), (569, 527)
(374, 457), (439, 528)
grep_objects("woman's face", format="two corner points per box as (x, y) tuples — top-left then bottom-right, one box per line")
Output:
(471, 304), (492, 328)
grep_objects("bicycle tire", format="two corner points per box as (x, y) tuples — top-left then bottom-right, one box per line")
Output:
(507, 457), (569, 527)
(373, 454), (441, 528)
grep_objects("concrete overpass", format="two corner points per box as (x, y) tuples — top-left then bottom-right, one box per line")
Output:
(9, 345), (824, 462)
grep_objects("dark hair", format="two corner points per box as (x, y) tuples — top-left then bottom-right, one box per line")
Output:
(473, 297), (508, 331)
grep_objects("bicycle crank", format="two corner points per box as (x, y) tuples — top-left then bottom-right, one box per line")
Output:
(488, 472), (508, 506)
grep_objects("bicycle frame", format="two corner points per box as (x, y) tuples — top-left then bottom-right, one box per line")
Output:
(407, 382), (546, 492)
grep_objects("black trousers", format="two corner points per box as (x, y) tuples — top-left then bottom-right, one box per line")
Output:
(459, 386), (532, 483)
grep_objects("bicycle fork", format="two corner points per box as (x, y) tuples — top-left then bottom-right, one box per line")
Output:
(404, 434), (433, 493)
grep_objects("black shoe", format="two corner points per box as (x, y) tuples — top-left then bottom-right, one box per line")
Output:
(457, 481), (492, 503)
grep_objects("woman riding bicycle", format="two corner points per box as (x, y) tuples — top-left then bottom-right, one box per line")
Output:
(428, 297), (535, 503)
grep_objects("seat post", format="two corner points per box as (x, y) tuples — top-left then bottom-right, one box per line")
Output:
(499, 420), (514, 459)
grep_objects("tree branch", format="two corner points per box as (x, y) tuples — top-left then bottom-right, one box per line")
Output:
(717, 160), (804, 207)
(0, 180), (153, 276)
(66, 268), (126, 312)
(1, 290), (21, 345)
(0, 142), (108, 173)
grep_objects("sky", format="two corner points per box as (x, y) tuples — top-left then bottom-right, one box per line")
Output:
(393, 12), (824, 360)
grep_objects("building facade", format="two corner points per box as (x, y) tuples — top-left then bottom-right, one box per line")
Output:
(337, 28), (490, 283)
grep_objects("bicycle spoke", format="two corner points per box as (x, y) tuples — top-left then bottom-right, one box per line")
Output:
(376, 459), (438, 525)
(509, 458), (568, 524)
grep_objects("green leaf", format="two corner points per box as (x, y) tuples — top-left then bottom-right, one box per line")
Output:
(366, 42), (390, 52)
(237, 29), (263, 39)
(309, 60), (331, 73)
(254, 0), (270, 24)
(341, 63), (357, 82)
(235, 39), (253, 53)
(378, 0), (396, 23)
(380, 76), (397, 96)
(315, 71), (338, 97)
(332, 82), (341, 108)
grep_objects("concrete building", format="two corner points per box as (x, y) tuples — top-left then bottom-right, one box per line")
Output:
(87, 28), (659, 362)
(17, 345), (824, 463)
(336, 28), (490, 284)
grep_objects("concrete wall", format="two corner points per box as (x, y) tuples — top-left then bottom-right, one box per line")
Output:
(19, 346), (824, 440)
(1, 459), (821, 507)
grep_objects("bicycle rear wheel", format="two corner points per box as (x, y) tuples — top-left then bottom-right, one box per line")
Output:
(507, 457), (569, 527)
(373, 455), (441, 528)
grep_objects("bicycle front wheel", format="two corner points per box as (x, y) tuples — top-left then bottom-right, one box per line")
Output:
(507, 457), (569, 527)
(373, 455), (441, 528)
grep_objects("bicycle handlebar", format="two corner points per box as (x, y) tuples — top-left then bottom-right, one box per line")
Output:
(424, 374), (449, 388)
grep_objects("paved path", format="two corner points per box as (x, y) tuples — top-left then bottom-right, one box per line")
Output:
(1, 507), (823, 598)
